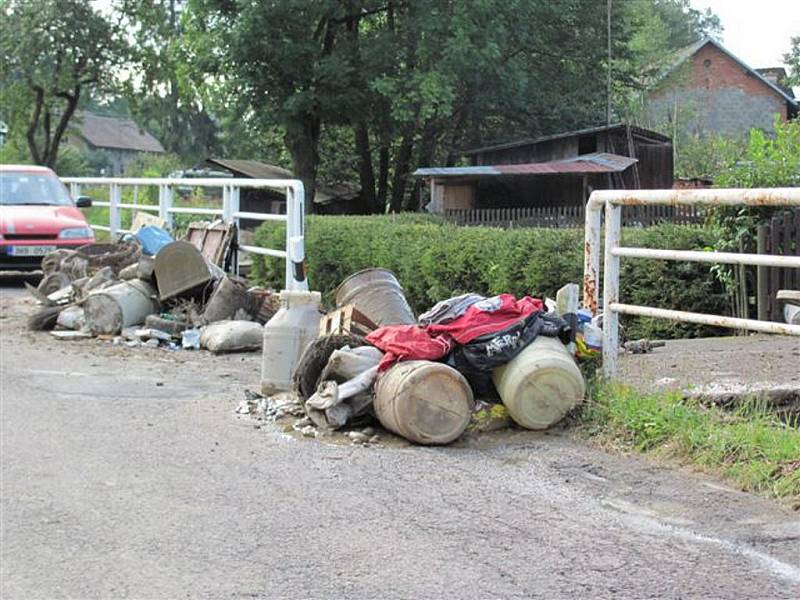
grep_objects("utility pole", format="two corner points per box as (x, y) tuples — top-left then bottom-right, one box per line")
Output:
(607, 0), (612, 126)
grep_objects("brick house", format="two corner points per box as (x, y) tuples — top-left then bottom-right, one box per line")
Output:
(646, 38), (798, 138)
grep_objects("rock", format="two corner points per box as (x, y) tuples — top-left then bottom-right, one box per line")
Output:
(49, 330), (93, 340)
(119, 264), (138, 280)
(361, 426), (375, 436)
(369, 435), (380, 444)
(347, 431), (369, 444)
(145, 314), (188, 336)
(295, 416), (313, 428)
(144, 338), (160, 348)
(301, 425), (317, 438)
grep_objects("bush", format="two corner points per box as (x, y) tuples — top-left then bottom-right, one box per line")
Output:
(252, 215), (729, 339)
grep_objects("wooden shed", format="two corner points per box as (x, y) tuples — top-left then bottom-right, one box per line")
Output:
(414, 124), (673, 222)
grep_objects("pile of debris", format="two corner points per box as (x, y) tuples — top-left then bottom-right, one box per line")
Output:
(28, 216), (277, 352)
(255, 268), (599, 446)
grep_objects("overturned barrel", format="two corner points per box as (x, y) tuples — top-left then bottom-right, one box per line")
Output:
(84, 279), (160, 335)
(335, 268), (415, 326)
(374, 361), (474, 445)
(492, 336), (585, 430)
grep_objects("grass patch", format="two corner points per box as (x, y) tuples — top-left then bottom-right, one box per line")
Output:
(581, 383), (800, 508)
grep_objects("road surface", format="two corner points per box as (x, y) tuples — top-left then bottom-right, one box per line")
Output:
(1, 278), (799, 599)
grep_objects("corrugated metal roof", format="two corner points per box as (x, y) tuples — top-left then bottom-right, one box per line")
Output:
(461, 124), (671, 156)
(413, 153), (637, 178)
(206, 158), (293, 180)
(206, 158), (360, 204)
(74, 112), (164, 153)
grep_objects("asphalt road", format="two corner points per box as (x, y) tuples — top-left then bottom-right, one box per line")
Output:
(2, 279), (799, 599)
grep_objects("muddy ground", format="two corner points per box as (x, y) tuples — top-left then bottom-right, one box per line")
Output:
(2, 276), (799, 599)
(618, 334), (800, 418)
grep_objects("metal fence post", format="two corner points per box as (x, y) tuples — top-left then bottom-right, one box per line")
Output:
(158, 185), (173, 228)
(583, 195), (602, 314)
(284, 183), (308, 292)
(109, 184), (121, 238)
(222, 185), (232, 221)
(224, 185), (241, 274)
(602, 201), (621, 378)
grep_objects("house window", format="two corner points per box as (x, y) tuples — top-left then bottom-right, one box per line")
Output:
(703, 58), (712, 68)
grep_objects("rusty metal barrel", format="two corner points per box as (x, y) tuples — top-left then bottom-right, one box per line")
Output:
(334, 268), (415, 326)
(374, 361), (474, 445)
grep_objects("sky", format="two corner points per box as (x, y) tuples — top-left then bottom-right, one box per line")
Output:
(690, 0), (799, 71)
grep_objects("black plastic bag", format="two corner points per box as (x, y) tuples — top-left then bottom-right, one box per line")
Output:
(448, 311), (570, 373)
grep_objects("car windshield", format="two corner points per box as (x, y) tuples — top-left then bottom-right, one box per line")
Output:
(0, 171), (73, 206)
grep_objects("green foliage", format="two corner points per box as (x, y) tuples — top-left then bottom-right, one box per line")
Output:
(0, 0), (128, 167)
(615, 0), (722, 122)
(181, 0), (713, 211)
(784, 35), (800, 87)
(674, 135), (742, 180)
(252, 216), (728, 339)
(116, 1), (221, 161)
(705, 119), (800, 256)
(583, 384), (800, 505)
(715, 118), (800, 189)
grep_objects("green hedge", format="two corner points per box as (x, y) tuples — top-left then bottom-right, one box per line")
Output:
(252, 215), (729, 339)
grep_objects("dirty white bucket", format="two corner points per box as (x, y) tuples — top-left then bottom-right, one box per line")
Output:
(84, 279), (160, 335)
(492, 336), (585, 430)
(261, 290), (322, 395)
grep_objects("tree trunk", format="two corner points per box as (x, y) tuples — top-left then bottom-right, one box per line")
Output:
(26, 87), (45, 165)
(404, 120), (437, 211)
(284, 118), (320, 215)
(44, 92), (80, 168)
(354, 123), (377, 212)
(377, 144), (389, 211)
(389, 132), (414, 213)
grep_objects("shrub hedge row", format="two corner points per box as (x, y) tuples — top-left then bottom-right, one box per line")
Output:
(252, 214), (729, 339)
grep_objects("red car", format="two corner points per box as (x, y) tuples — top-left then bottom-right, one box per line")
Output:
(0, 164), (95, 270)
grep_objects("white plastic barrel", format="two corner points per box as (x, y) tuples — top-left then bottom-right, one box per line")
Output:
(261, 290), (322, 395)
(492, 336), (585, 430)
(374, 360), (474, 445)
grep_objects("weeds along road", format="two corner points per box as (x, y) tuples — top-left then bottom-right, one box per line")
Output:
(2, 279), (799, 599)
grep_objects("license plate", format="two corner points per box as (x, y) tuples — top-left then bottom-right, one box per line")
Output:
(8, 245), (57, 257)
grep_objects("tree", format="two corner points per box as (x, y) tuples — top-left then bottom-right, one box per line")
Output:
(182, 0), (721, 212)
(784, 36), (800, 87)
(184, 0), (380, 209)
(118, 0), (221, 161)
(0, 1), (127, 168)
(615, 0), (722, 123)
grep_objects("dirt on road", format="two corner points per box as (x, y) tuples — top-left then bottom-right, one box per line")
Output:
(2, 278), (799, 599)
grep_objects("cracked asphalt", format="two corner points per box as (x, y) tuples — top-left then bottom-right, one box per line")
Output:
(1, 278), (799, 599)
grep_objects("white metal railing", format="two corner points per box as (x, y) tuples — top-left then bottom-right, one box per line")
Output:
(582, 188), (800, 377)
(61, 176), (307, 291)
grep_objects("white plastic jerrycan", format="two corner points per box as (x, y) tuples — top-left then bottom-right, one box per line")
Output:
(261, 290), (322, 395)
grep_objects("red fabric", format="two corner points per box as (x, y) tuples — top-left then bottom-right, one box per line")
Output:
(426, 294), (544, 344)
(366, 325), (455, 371)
